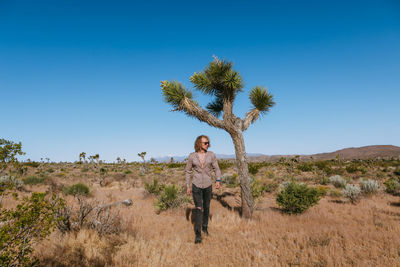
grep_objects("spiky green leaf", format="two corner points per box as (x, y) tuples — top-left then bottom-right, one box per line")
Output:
(190, 57), (243, 102)
(249, 86), (275, 114)
(206, 98), (224, 118)
(161, 80), (193, 109)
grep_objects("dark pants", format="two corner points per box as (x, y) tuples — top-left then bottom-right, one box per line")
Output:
(192, 184), (212, 237)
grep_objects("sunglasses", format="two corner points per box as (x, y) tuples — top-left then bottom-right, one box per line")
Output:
(202, 142), (209, 145)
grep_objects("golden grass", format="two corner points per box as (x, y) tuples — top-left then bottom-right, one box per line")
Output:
(3, 162), (398, 266)
(31, 180), (400, 267)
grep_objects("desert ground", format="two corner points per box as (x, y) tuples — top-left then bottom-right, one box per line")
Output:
(2, 157), (400, 266)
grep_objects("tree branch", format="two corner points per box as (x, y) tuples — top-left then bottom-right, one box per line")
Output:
(178, 97), (226, 130)
(242, 109), (260, 131)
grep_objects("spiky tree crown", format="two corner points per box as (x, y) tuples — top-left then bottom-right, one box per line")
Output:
(161, 57), (275, 124)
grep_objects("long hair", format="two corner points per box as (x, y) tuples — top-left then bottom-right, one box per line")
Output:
(194, 135), (211, 152)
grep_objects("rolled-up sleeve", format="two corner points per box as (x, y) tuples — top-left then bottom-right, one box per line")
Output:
(185, 154), (193, 188)
(212, 153), (221, 180)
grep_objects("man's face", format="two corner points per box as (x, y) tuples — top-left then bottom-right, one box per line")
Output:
(201, 137), (209, 151)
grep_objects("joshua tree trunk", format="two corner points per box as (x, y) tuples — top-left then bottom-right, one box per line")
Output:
(230, 131), (253, 218)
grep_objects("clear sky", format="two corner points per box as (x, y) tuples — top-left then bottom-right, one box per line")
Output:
(1, 0), (399, 162)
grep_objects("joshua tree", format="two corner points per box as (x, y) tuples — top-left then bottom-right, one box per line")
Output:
(94, 154), (100, 168)
(138, 152), (147, 172)
(161, 57), (275, 219)
(79, 152), (86, 163)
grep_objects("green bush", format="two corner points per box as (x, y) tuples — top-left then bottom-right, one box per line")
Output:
(22, 175), (47, 185)
(394, 167), (400, 176)
(297, 163), (313, 172)
(23, 161), (40, 168)
(315, 186), (329, 197)
(384, 178), (400, 195)
(276, 181), (321, 214)
(123, 169), (132, 174)
(145, 179), (165, 195)
(63, 183), (90, 196)
(248, 163), (262, 175)
(319, 176), (330, 185)
(0, 191), (64, 266)
(314, 161), (329, 171)
(251, 178), (278, 199)
(218, 160), (234, 171)
(221, 173), (238, 188)
(155, 184), (190, 212)
(167, 162), (185, 168)
(263, 182), (279, 193)
(346, 164), (359, 173)
(329, 189), (343, 198)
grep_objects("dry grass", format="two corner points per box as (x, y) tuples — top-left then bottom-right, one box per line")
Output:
(31, 186), (400, 266)
(4, 161), (400, 266)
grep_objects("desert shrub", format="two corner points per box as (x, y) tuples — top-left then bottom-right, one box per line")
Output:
(155, 185), (190, 212)
(152, 166), (163, 174)
(251, 178), (279, 199)
(145, 179), (165, 195)
(315, 185), (329, 197)
(0, 175), (23, 191)
(23, 161), (40, 168)
(314, 161), (329, 170)
(46, 168), (54, 173)
(218, 160), (234, 171)
(55, 196), (122, 236)
(263, 182), (279, 193)
(81, 167), (89, 172)
(23, 175), (47, 185)
(248, 163), (262, 175)
(63, 183), (90, 196)
(346, 163), (359, 173)
(394, 167), (400, 176)
(329, 189), (343, 198)
(167, 162), (185, 168)
(123, 169), (132, 174)
(220, 173), (238, 188)
(0, 191), (64, 266)
(384, 178), (400, 195)
(360, 179), (380, 195)
(265, 170), (275, 179)
(342, 184), (361, 203)
(297, 163), (313, 172)
(329, 175), (347, 188)
(55, 172), (67, 178)
(360, 167), (368, 174)
(276, 181), (321, 214)
(251, 179), (265, 199)
(319, 176), (330, 185)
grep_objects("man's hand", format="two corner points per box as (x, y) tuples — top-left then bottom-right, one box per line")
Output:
(186, 187), (191, 196)
(215, 181), (220, 189)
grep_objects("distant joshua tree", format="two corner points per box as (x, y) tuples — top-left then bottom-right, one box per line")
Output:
(161, 57), (275, 219)
(94, 154), (100, 168)
(138, 152), (147, 172)
(79, 152), (86, 163)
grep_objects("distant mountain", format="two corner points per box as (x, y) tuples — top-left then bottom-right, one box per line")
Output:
(249, 145), (400, 162)
(153, 145), (400, 163)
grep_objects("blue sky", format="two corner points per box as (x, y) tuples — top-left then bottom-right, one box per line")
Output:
(1, 0), (399, 162)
